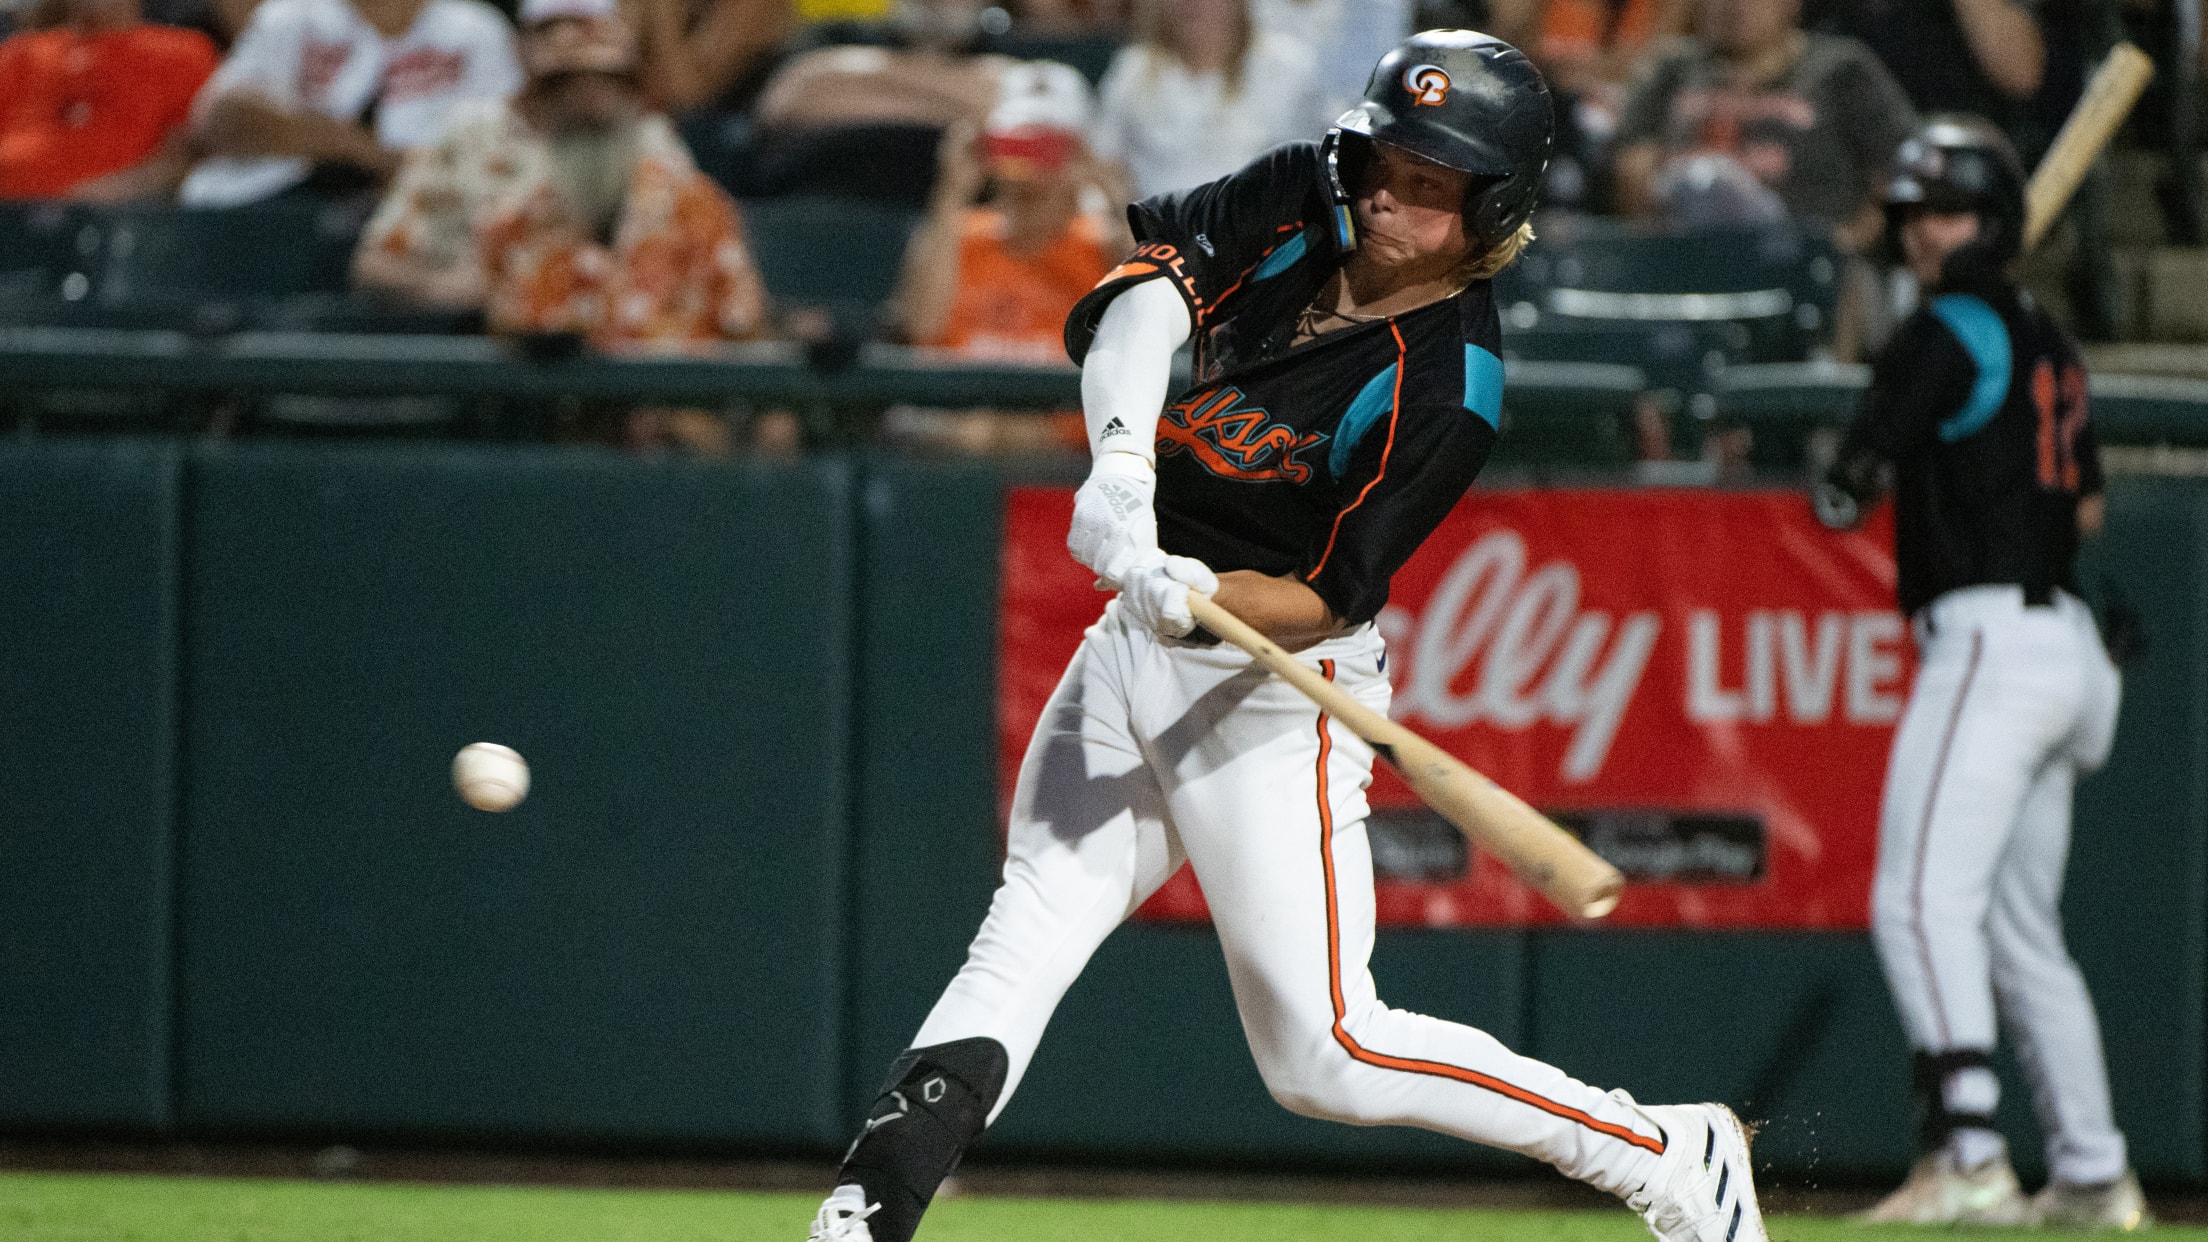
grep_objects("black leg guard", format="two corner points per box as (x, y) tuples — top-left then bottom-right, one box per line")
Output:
(1913, 1049), (1997, 1150)
(835, 1037), (1008, 1242)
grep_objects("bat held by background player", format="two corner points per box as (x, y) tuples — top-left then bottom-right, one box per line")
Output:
(2023, 43), (2155, 250)
(1186, 591), (1625, 921)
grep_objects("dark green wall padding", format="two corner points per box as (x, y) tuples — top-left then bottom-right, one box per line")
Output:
(176, 445), (852, 1145)
(1, 444), (2205, 1186)
(2064, 480), (2208, 1183)
(0, 440), (179, 1130)
(848, 462), (1007, 1119)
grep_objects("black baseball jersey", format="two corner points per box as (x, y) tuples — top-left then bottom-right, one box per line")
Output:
(1837, 271), (2101, 617)
(1064, 141), (1504, 627)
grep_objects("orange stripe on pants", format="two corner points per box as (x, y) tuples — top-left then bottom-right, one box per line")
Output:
(1310, 659), (1665, 1157)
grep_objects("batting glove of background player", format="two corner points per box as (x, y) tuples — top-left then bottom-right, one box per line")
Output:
(1810, 479), (1861, 531)
(1116, 550), (1218, 639)
(1068, 454), (1157, 589)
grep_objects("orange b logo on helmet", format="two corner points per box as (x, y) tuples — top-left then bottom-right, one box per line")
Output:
(1403, 63), (1451, 106)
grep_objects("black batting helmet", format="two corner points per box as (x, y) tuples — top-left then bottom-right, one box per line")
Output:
(1884, 114), (2028, 262)
(1327, 29), (1554, 253)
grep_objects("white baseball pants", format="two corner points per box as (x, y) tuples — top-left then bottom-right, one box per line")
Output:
(1869, 585), (2128, 1184)
(912, 603), (1667, 1195)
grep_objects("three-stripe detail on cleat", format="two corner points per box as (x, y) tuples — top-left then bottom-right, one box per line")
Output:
(1707, 1119), (1743, 1242)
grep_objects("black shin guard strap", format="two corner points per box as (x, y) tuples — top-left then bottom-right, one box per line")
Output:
(1913, 1048), (1996, 1149)
(835, 1037), (1008, 1242)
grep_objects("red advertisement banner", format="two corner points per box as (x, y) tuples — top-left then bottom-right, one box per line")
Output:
(998, 488), (1906, 929)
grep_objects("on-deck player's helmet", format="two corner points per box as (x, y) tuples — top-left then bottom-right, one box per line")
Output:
(1883, 114), (2029, 262)
(1327, 30), (1554, 253)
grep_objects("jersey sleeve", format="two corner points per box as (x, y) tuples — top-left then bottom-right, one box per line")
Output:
(160, 33), (223, 130)
(196, 0), (309, 112)
(1843, 310), (1977, 463)
(2075, 394), (2104, 496)
(454, 9), (523, 104)
(1063, 141), (1322, 364)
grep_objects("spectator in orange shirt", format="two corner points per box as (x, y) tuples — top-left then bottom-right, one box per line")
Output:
(0, 0), (217, 201)
(1486, 0), (1689, 94)
(358, 0), (767, 347)
(893, 59), (1130, 364)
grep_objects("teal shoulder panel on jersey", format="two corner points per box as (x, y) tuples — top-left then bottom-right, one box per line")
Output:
(1330, 362), (1401, 480)
(1930, 293), (2012, 443)
(1465, 343), (1504, 429)
(1252, 231), (1308, 282)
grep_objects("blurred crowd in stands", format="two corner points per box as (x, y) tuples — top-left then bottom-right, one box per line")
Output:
(0, 0), (2202, 454)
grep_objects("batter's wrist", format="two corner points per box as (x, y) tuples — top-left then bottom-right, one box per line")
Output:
(1092, 451), (1155, 479)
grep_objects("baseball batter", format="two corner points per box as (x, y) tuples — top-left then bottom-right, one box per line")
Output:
(1817, 116), (2144, 1230)
(809, 32), (1766, 1242)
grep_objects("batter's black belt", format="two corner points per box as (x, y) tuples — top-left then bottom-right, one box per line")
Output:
(1915, 582), (2056, 637)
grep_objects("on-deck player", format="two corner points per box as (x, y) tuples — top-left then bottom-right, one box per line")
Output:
(1816, 115), (2145, 1230)
(809, 31), (1767, 1242)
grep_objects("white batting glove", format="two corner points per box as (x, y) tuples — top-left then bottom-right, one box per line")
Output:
(1116, 550), (1219, 639)
(1067, 453), (1157, 589)
(1810, 479), (1862, 531)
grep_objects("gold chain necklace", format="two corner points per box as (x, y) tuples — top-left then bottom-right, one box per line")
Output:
(1294, 301), (1389, 339)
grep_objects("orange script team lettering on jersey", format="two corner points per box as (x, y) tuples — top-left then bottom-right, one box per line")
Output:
(1159, 386), (1329, 484)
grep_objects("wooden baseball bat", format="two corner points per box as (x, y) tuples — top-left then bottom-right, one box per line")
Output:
(1186, 593), (1625, 921)
(2024, 43), (2156, 250)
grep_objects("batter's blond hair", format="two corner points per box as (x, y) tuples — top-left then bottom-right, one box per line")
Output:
(1457, 222), (1536, 285)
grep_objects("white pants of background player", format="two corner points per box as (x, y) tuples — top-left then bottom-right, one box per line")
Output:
(1870, 585), (2128, 1184)
(911, 602), (1669, 1194)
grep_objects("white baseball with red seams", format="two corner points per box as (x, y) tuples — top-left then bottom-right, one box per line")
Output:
(453, 742), (529, 812)
(1868, 584), (2128, 1185)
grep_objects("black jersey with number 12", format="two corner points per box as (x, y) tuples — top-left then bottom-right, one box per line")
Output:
(1840, 270), (2102, 617)
(1065, 142), (1504, 627)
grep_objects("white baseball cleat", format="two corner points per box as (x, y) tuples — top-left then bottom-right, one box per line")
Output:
(807, 1185), (880, 1242)
(1628, 1103), (1768, 1242)
(1858, 1144), (2029, 1225)
(2030, 1168), (2151, 1231)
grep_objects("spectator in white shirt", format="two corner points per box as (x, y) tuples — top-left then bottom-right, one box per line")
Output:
(180, 0), (521, 207)
(1250, 0), (1411, 130)
(1090, 0), (1318, 200)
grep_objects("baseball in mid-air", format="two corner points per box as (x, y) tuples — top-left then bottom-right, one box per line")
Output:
(452, 742), (530, 812)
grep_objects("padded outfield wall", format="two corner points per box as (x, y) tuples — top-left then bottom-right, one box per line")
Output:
(0, 440), (2202, 1183)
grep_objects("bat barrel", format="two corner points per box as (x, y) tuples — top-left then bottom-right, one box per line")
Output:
(2024, 43), (2156, 249)
(1188, 592), (1627, 923)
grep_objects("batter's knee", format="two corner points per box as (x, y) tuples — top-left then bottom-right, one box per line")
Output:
(1251, 1038), (1392, 1127)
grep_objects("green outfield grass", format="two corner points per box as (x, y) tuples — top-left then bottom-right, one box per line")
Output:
(0, 1171), (2192, 1242)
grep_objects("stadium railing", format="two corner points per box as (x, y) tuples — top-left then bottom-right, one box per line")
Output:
(0, 327), (1649, 451)
(1721, 360), (2208, 446)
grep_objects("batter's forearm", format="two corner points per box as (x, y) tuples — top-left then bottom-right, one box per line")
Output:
(1210, 570), (1341, 652)
(1080, 278), (1190, 464)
